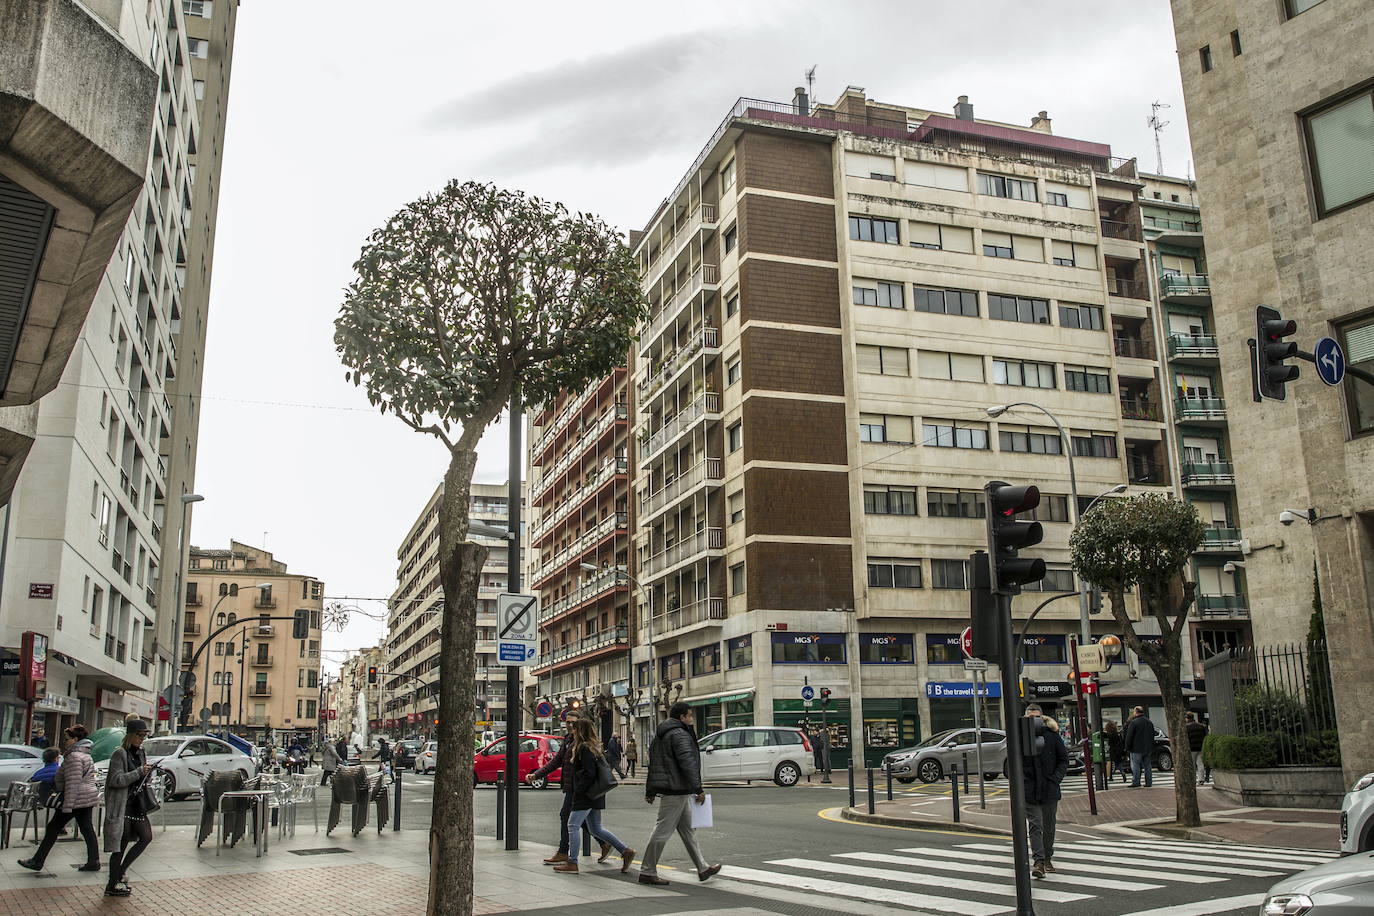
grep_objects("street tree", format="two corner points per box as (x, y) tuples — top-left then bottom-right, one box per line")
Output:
(1069, 492), (1206, 827)
(334, 180), (645, 916)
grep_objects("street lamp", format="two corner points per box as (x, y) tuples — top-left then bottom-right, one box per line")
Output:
(580, 562), (658, 723)
(166, 493), (204, 725)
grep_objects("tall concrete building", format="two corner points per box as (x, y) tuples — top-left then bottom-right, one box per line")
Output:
(182, 541), (323, 744)
(1170, 0), (1374, 778)
(622, 87), (1171, 766)
(0, 0), (236, 743)
(383, 482), (519, 738)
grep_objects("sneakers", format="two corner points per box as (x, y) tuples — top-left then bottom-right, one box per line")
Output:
(552, 862), (579, 874)
(1031, 859), (1045, 879)
(596, 841), (613, 863)
(542, 852), (569, 866)
(104, 883), (132, 897)
(698, 864), (722, 882)
(621, 847), (636, 874)
(1045, 860), (1056, 873)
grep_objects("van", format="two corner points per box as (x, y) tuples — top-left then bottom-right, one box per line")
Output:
(698, 727), (816, 786)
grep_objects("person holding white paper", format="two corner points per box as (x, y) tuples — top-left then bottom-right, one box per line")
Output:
(638, 702), (722, 885)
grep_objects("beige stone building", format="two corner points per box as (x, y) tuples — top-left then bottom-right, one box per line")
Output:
(183, 541), (323, 743)
(338, 645), (384, 746)
(1170, 0), (1374, 778)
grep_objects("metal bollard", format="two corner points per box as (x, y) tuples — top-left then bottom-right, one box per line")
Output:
(582, 822), (592, 857)
(495, 772), (505, 840)
(962, 752), (970, 794)
(847, 758), (855, 808)
(950, 765), (961, 823)
(866, 767), (875, 815)
(393, 766), (402, 832)
(885, 761), (893, 801)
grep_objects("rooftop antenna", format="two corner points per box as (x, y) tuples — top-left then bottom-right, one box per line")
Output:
(1148, 101), (1170, 175)
(805, 65), (817, 101)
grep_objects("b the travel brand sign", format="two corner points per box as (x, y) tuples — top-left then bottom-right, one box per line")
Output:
(926, 681), (1002, 699)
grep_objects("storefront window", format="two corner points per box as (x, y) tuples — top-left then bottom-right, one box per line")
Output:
(727, 635), (752, 669)
(690, 643), (720, 676)
(859, 634), (914, 664)
(724, 697), (754, 728)
(770, 633), (846, 664)
(926, 634), (963, 664)
(1020, 635), (1067, 664)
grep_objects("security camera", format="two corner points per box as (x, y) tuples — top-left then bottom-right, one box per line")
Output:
(1279, 508), (1315, 526)
(1279, 510), (1299, 527)
(1222, 561), (1244, 575)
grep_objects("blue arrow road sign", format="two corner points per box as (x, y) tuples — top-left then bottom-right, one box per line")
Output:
(1315, 336), (1346, 387)
(800, 685), (815, 701)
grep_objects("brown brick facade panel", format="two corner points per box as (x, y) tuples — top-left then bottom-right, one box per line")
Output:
(735, 130), (835, 199)
(741, 397), (848, 466)
(738, 259), (841, 329)
(744, 467), (851, 539)
(737, 195), (837, 263)
(741, 326), (844, 397)
(744, 541), (854, 612)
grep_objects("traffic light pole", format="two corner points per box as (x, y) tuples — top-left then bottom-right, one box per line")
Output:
(504, 395), (522, 851)
(997, 592), (1035, 916)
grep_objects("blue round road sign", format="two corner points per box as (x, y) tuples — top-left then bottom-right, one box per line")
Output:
(800, 686), (815, 701)
(1315, 337), (1346, 387)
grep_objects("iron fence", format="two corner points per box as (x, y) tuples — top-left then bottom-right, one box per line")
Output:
(1203, 640), (1339, 766)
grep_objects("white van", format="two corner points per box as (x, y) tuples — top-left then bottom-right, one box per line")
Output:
(698, 727), (816, 786)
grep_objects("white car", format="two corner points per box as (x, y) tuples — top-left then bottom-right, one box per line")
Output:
(1341, 771), (1374, 854)
(416, 741), (438, 774)
(97, 734), (255, 799)
(698, 727), (816, 787)
(0, 745), (46, 793)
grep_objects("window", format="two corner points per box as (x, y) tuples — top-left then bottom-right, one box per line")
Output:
(856, 345), (909, 376)
(727, 635), (752, 668)
(727, 421), (742, 453)
(723, 223), (738, 253)
(993, 358), (1055, 389)
(1230, 30), (1242, 56)
(913, 286), (978, 317)
(660, 652), (685, 681)
(771, 633), (846, 664)
(1072, 433), (1119, 458)
(849, 215), (899, 244)
(988, 294), (1050, 325)
(726, 356), (741, 386)
(846, 152), (896, 181)
(922, 421), (989, 450)
(978, 173), (1038, 201)
(1065, 366), (1112, 393)
(926, 489), (985, 519)
(691, 643), (720, 676)
(1303, 87), (1374, 216)
(1027, 494), (1070, 522)
(183, 0), (213, 16)
(1286, 0), (1327, 14)
(193, 79), (205, 100)
(867, 559), (923, 589)
(863, 485), (917, 516)
(859, 634), (915, 664)
(853, 280), (904, 309)
(1024, 567), (1076, 593)
(1045, 183), (1090, 208)
(729, 563), (745, 596)
(1052, 240), (1095, 268)
(124, 250), (136, 291)
(721, 159), (735, 193)
(1199, 45), (1213, 73)
(931, 559), (969, 589)
(982, 231), (1013, 259)
(725, 292), (739, 318)
(1020, 635), (1067, 664)
(859, 413), (914, 444)
(727, 490), (744, 524)
(1339, 316), (1374, 434)
(917, 351), (984, 382)
(927, 634), (965, 664)
(998, 428), (1064, 454)
(906, 160), (968, 191)
(909, 222), (973, 253)
(1059, 303), (1104, 330)
(1047, 191), (1069, 207)
(98, 495), (112, 545)
(187, 37), (208, 58)
(213, 559), (227, 570)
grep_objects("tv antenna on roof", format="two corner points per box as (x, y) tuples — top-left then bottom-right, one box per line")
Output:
(1148, 101), (1171, 175)
(805, 65), (817, 100)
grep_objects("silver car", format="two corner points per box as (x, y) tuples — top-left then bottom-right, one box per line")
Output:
(0, 745), (46, 793)
(1261, 851), (1374, 915)
(883, 728), (1007, 784)
(1340, 771), (1374, 854)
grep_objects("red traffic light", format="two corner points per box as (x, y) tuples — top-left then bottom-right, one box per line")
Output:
(990, 483), (1040, 517)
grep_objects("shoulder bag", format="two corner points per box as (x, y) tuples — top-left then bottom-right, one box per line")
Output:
(587, 750), (619, 799)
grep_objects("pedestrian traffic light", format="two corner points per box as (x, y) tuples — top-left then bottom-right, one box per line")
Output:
(985, 481), (1046, 595)
(1256, 304), (1300, 400)
(292, 608), (309, 640)
(367, 665), (378, 684)
(968, 551), (1001, 663)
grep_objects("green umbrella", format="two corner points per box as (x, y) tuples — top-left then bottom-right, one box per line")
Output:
(89, 726), (124, 763)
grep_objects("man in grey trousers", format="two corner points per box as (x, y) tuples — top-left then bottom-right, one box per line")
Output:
(638, 702), (722, 885)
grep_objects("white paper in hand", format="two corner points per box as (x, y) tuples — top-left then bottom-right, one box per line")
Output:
(690, 794), (713, 829)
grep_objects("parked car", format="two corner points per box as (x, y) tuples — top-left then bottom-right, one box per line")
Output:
(1262, 850), (1374, 915)
(1341, 771), (1374, 854)
(697, 727), (815, 787)
(0, 745), (46, 793)
(1151, 726), (1175, 772)
(473, 734), (562, 788)
(416, 741), (438, 774)
(96, 734), (255, 799)
(393, 739), (423, 770)
(884, 728), (1008, 784)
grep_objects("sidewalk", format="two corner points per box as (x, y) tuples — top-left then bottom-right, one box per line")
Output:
(842, 781), (1342, 850)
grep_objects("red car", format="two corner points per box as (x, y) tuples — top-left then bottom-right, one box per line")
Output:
(473, 734), (564, 788)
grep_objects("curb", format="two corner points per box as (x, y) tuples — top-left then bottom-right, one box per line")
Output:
(839, 806), (1012, 836)
(1130, 820), (1335, 850)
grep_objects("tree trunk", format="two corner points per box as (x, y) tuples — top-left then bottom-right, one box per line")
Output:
(1146, 642), (1202, 828)
(428, 449), (484, 916)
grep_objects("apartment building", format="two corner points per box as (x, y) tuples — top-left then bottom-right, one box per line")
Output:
(183, 541), (323, 744)
(624, 87), (1165, 767)
(0, 0), (236, 743)
(383, 482), (518, 738)
(1170, 0), (1374, 777)
(527, 370), (632, 730)
(339, 645), (384, 746)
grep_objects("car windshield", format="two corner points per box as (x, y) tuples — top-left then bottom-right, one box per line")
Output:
(141, 738), (182, 758)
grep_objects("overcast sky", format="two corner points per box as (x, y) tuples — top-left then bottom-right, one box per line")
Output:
(190, 0), (1194, 672)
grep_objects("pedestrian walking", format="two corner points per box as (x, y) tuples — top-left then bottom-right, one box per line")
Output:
(1021, 706), (1068, 879)
(552, 718), (635, 875)
(377, 738), (392, 770)
(624, 736), (639, 778)
(1101, 720), (1126, 783)
(103, 719), (157, 897)
(530, 711), (580, 866)
(321, 736), (342, 786)
(605, 733), (626, 779)
(18, 726), (101, 873)
(638, 702), (721, 886)
(30, 727), (49, 750)
(335, 736), (350, 766)
(1185, 712), (1210, 785)
(1123, 706), (1156, 788)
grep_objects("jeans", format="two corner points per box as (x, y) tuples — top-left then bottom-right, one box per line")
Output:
(1130, 751), (1153, 787)
(1026, 799), (1058, 861)
(640, 794), (707, 878)
(556, 791), (573, 854)
(30, 806), (99, 866)
(565, 809), (626, 865)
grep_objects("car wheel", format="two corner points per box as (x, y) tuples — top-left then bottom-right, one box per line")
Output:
(1155, 749), (1174, 772)
(917, 758), (943, 784)
(160, 769), (177, 800)
(236, 769), (249, 782)
(774, 761), (801, 787)
(528, 775), (548, 790)
(896, 776), (917, 784)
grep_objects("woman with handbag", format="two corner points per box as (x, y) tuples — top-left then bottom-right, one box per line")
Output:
(102, 718), (157, 897)
(553, 718), (634, 875)
(17, 725), (101, 872)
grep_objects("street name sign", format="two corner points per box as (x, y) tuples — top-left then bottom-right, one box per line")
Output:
(1076, 643), (1108, 673)
(963, 658), (989, 672)
(496, 593), (538, 665)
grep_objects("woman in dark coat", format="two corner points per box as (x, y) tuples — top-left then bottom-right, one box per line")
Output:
(102, 718), (155, 897)
(551, 718), (634, 875)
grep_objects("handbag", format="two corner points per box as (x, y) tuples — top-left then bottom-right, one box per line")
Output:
(43, 790), (63, 810)
(134, 769), (161, 815)
(587, 752), (619, 799)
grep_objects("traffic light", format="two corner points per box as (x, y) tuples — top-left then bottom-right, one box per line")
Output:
(1256, 304), (1299, 400)
(367, 665), (378, 684)
(969, 551), (1000, 663)
(819, 687), (832, 706)
(292, 608), (309, 640)
(985, 481), (1046, 595)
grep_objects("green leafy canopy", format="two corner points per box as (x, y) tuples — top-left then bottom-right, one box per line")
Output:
(1070, 492), (1205, 594)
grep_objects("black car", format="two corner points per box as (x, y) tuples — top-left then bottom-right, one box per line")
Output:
(394, 739), (423, 770)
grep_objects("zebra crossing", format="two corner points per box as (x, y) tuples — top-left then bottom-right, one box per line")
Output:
(704, 837), (1339, 915)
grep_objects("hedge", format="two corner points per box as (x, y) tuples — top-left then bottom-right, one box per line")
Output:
(1203, 733), (1277, 769)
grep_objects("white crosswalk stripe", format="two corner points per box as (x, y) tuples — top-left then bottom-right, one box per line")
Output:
(1116, 839), (1337, 861)
(901, 845), (1224, 883)
(769, 856), (1093, 903)
(1053, 840), (1313, 873)
(719, 865), (1012, 915)
(835, 851), (1164, 892)
(1018, 843), (1287, 877)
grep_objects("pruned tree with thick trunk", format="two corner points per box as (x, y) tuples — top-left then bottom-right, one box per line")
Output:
(334, 181), (645, 916)
(1069, 493), (1206, 827)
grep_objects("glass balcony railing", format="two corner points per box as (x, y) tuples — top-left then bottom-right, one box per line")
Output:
(1199, 528), (1243, 552)
(1180, 461), (1236, 486)
(1196, 593), (1248, 617)
(1159, 273), (1211, 300)
(1168, 334), (1219, 360)
(1174, 397), (1227, 421)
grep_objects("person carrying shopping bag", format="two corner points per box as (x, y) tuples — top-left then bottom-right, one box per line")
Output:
(551, 717), (634, 875)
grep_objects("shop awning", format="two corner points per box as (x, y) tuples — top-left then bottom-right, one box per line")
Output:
(685, 690), (754, 706)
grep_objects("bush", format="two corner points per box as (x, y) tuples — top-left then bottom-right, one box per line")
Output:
(1235, 686), (1305, 737)
(1297, 730), (1343, 767)
(1203, 733), (1277, 769)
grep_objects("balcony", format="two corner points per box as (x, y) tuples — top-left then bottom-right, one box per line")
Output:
(639, 263), (721, 356)
(1143, 214), (1203, 248)
(640, 391), (722, 463)
(1174, 397), (1227, 425)
(183, 622), (202, 635)
(1127, 457), (1168, 486)
(186, 593), (203, 606)
(1159, 273), (1211, 304)
(650, 596), (726, 639)
(1180, 461), (1236, 488)
(644, 203), (718, 288)
(531, 407), (627, 504)
(254, 596), (278, 609)
(639, 327), (721, 405)
(1195, 593), (1249, 618)
(1100, 218), (1141, 242)
(640, 458), (724, 525)
(249, 685), (272, 697)
(255, 624), (276, 637)
(531, 455), (628, 543)
(1168, 334), (1220, 364)
(1199, 528), (1244, 553)
(641, 526), (725, 580)
(1094, 156), (1141, 183)
(1119, 398), (1161, 422)
(538, 566), (626, 626)
(537, 626), (631, 670)
(1107, 277), (1148, 300)
(530, 512), (630, 585)
(249, 655), (273, 667)
(1113, 336), (1154, 360)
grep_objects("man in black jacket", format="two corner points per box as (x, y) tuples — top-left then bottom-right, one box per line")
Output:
(530, 710), (582, 865)
(638, 702), (721, 885)
(1185, 712), (1209, 785)
(1022, 705), (1069, 879)
(1123, 706), (1156, 787)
